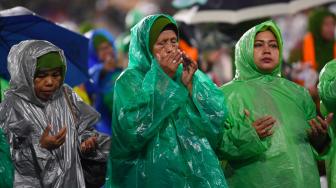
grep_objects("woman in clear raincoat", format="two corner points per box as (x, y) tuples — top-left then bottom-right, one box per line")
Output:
(318, 60), (336, 188)
(0, 40), (110, 188)
(218, 20), (332, 188)
(105, 14), (228, 187)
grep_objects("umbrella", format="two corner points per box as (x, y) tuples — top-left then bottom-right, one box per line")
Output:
(0, 6), (89, 86)
(174, 0), (336, 24)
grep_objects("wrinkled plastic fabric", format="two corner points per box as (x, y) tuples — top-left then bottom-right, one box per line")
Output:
(85, 29), (122, 135)
(318, 60), (336, 188)
(218, 21), (321, 188)
(0, 40), (110, 188)
(105, 14), (228, 188)
(0, 127), (13, 188)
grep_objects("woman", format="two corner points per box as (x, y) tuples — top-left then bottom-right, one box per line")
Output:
(319, 60), (336, 188)
(218, 20), (332, 188)
(105, 14), (228, 187)
(0, 40), (110, 188)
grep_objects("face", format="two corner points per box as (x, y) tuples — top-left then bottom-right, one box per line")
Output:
(97, 41), (115, 64)
(253, 30), (280, 73)
(152, 30), (178, 58)
(321, 16), (335, 41)
(34, 68), (62, 101)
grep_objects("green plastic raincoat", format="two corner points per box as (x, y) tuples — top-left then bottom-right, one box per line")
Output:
(0, 128), (13, 188)
(218, 20), (321, 188)
(318, 60), (336, 188)
(0, 77), (9, 101)
(105, 14), (228, 188)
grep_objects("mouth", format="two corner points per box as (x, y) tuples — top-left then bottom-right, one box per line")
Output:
(41, 91), (55, 95)
(261, 57), (273, 63)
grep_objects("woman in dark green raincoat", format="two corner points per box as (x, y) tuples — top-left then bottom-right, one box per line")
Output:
(319, 60), (336, 188)
(0, 128), (13, 188)
(218, 20), (332, 188)
(105, 14), (228, 187)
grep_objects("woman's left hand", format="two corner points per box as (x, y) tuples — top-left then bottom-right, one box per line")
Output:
(181, 51), (198, 94)
(308, 113), (333, 137)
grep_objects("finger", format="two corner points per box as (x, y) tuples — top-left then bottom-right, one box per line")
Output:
(57, 136), (66, 146)
(86, 139), (94, 149)
(43, 125), (51, 137)
(326, 113), (334, 125)
(309, 120), (319, 136)
(262, 130), (273, 138)
(171, 51), (182, 66)
(254, 116), (272, 127)
(244, 109), (250, 118)
(56, 128), (67, 138)
(317, 116), (328, 130)
(56, 129), (67, 142)
(156, 53), (161, 62)
(315, 117), (328, 134)
(81, 142), (87, 153)
(258, 118), (276, 130)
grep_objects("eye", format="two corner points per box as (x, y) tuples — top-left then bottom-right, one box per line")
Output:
(34, 72), (47, 78)
(171, 38), (177, 44)
(254, 42), (263, 48)
(269, 43), (278, 48)
(52, 71), (61, 77)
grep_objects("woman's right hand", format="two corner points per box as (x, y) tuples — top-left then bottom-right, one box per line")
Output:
(245, 109), (276, 138)
(155, 49), (183, 78)
(40, 125), (67, 150)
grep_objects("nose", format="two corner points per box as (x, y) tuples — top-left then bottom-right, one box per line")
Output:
(165, 42), (176, 54)
(263, 45), (271, 54)
(45, 76), (53, 86)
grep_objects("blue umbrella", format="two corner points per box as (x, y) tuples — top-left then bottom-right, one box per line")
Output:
(0, 6), (89, 86)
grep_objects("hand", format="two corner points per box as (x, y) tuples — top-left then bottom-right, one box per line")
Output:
(155, 49), (182, 78)
(181, 51), (198, 93)
(80, 136), (97, 154)
(40, 126), (67, 150)
(308, 113), (333, 139)
(245, 109), (276, 139)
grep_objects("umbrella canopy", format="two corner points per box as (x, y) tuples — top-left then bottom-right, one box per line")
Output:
(174, 0), (336, 24)
(0, 6), (89, 86)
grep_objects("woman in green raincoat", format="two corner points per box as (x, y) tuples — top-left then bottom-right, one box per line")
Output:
(0, 128), (13, 188)
(105, 14), (228, 187)
(0, 77), (9, 101)
(318, 60), (336, 188)
(218, 20), (332, 188)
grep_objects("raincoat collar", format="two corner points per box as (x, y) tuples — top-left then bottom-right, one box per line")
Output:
(234, 20), (283, 81)
(6, 40), (67, 107)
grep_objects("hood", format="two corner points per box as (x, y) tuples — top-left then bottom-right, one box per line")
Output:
(86, 28), (117, 69)
(234, 20), (283, 80)
(127, 14), (178, 73)
(7, 40), (66, 105)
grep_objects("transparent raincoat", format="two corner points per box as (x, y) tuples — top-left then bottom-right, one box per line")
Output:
(318, 60), (336, 188)
(105, 14), (228, 188)
(0, 40), (110, 188)
(218, 21), (321, 188)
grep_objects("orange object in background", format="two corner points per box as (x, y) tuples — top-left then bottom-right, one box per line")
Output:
(303, 32), (336, 70)
(179, 39), (198, 62)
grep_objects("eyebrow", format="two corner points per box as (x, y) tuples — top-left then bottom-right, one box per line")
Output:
(255, 39), (277, 42)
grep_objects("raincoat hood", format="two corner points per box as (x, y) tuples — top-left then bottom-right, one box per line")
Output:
(318, 60), (336, 113)
(128, 14), (178, 73)
(309, 8), (335, 40)
(7, 40), (66, 106)
(86, 28), (117, 69)
(234, 20), (283, 80)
